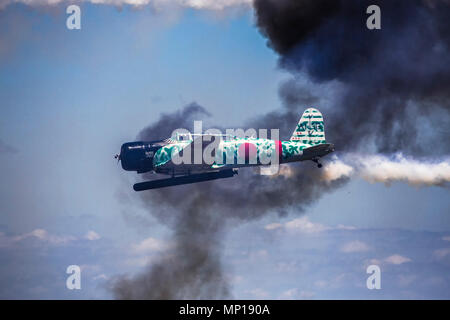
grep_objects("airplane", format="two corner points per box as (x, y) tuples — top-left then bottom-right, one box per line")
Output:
(116, 107), (334, 191)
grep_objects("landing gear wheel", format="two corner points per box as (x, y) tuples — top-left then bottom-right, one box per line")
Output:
(312, 157), (322, 168)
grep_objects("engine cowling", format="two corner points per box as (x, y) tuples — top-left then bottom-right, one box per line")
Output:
(119, 141), (163, 173)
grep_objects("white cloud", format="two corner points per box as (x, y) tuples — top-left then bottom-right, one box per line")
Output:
(264, 223), (282, 231)
(340, 240), (370, 253)
(84, 230), (101, 241)
(299, 290), (315, 299)
(314, 280), (328, 289)
(284, 217), (329, 233)
(336, 224), (357, 231)
(131, 236), (167, 254)
(384, 254), (412, 265)
(366, 258), (382, 266)
(93, 274), (108, 281)
(279, 288), (298, 299)
(79, 264), (102, 275)
(264, 217), (356, 234)
(314, 273), (352, 290)
(275, 261), (299, 273)
(0, 229), (76, 246)
(0, 229), (102, 247)
(247, 288), (269, 299)
(279, 288), (314, 299)
(364, 255), (411, 267)
(0, 0), (253, 10)
(442, 236), (450, 241)
(433, 248), (450, 259)
(225, 274), (244, 285)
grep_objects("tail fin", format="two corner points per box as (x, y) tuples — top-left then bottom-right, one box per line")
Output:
(290, 107), (326, 145)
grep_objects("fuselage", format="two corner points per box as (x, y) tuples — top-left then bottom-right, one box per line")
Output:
(118, 107), (334, 190)
(119, 136), (334, 176)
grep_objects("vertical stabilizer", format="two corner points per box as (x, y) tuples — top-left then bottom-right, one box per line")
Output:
(290, 107), (326, 145)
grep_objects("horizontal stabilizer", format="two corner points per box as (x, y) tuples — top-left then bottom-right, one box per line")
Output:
(302, 143), (335, 159)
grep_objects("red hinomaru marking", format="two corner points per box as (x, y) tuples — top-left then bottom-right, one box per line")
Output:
(238, 142), (257, 162)
(275, 140), (282, 162)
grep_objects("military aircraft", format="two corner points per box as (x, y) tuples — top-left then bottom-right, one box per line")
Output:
(116, 107), (334, 191)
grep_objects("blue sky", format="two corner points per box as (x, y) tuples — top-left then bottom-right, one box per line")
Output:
(0, 3), (449, 299)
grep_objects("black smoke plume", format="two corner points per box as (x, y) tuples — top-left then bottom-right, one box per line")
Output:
(112, 101), (347, 299)
(254, 0), (450, 155)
